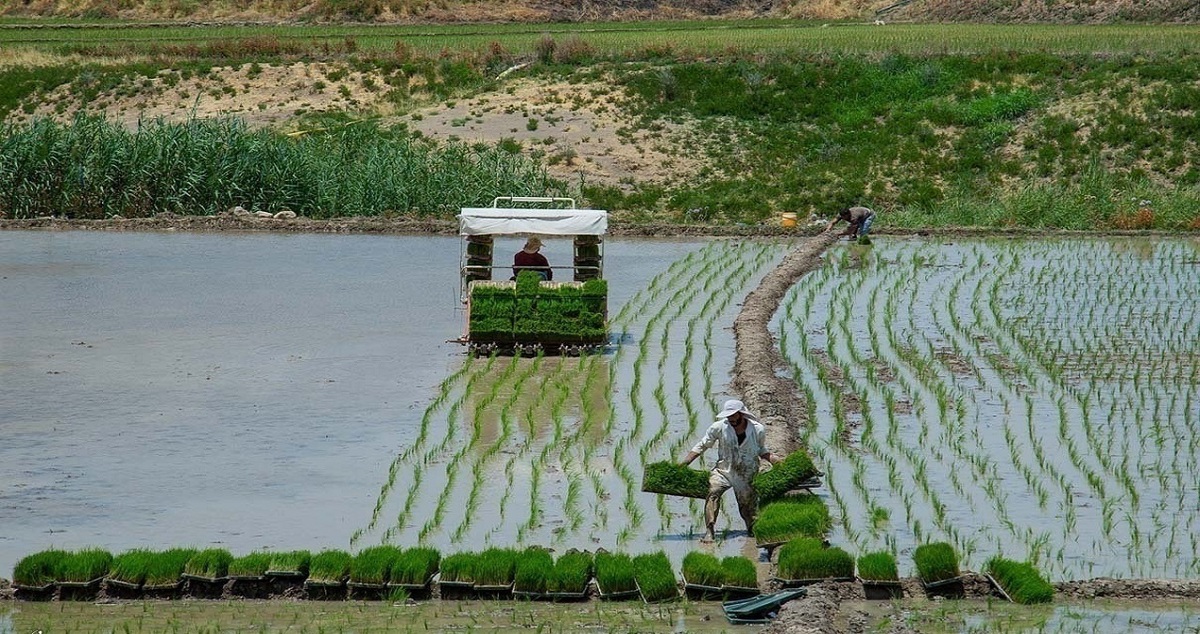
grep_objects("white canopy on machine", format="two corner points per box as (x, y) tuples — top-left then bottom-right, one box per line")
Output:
(458, 197), (607, 236)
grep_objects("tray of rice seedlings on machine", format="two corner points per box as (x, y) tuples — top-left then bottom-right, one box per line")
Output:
(473, 548), (520, 598)
(681, 552), (725, 600)
(55, 548), (113, 601)
(513, 547), (555, 600)
(754, 452), (822, 504)
(12, 549), (67, 600)
(985, 557), (1054, 605)
(387, 547), (440, 600)
(641, 461), (710, 499)
(913, 543), (964, 598)
(545, 550), (593, 601)
(856, 551), (902, 600)
(348, 546), (403, 600)
(227, 551), (273, 598)
(752, 494), (832, 550)
(435, 552), (478, 600)
(773, 538), (855, 587)
(633, 552), (680, 604)
(142, 548), (198, 598)
(720, 556), (760, 598)
(304, 550), (352, 600)
(182, 548), (233, 598)
(594, 551), (639, 601)
(265, 550), (311, 596)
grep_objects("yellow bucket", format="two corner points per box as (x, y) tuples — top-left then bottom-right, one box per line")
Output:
(781, 212), (798, 228)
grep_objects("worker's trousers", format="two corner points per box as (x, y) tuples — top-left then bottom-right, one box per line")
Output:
(706, 469), (758, 533)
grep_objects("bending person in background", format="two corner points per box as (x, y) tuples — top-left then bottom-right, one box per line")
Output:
(681, 399), (781, 543)
(512, 236), (552, 281)
(826, 205), (876, 239)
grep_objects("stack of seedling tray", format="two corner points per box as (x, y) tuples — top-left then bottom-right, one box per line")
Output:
(640, 461), (710, 499)
(913, 542), (964, 598)
(182, 548), (233, 598)
(594, 551), (639, 601)
(985, 557), (1054, 605)
(633, 552), (680, 604)
(468, 274), (608, 348)
(303, 550), (352, 600)
(773, 538), (855, 587)
(265, 550), (311, 596)
(856, 551), (902, 600)
(753, 494), (832, 549)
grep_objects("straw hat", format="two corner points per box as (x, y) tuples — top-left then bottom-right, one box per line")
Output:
(717, 399), (758, 423)
(522, 236), (543, 253)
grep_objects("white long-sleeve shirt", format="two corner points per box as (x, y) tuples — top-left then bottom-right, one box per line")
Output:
(690, 419), (769, 478)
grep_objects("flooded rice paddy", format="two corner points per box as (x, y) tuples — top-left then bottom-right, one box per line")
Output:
(775, 237), (1200, 580)
(0, 230), (783, 578)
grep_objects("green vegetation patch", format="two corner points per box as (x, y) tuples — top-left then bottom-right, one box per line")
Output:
(13, 549), (68, 587)
(548, 551), (593, 594)
(681, 552), (724, 587)
(752, 494), (831, 545)
(513, 547), (554, 594)
(753, 451), (819, 503)
(632, 552), (678, 603)
(350, 546), (404, 585)
(389, 547), (439, 586)
(913, 542), (961, 584)
(594, 551), (637, 595)
(144, 549), (198, 587)
(856, 551), (900, 583)
(776, 538), (854, 581)
(308, 550), (352, 584)
(56, 548), (112, 583)
(475, 548), (520, 587)
(267, 550), (311, 576)
(184, 549), (233, 580)
(469, 274), (607, 344)
(720, 557), (758, 590)
(641, 461), (709, 499)
(437, 552), (477, 584)
(986, 557), (1054, 604)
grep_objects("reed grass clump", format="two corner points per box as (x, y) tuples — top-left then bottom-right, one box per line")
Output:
(720, 556), (758, 589)
(475, 548), (519, 587)
(514, 547), (554, 593)
(641, 461), (709, 498)
(633, 552), (678, 602)
(776, 538), (854, 581)
(144, 548), (198, 586)
(12, 549), (67, 587)
(267, 550), (311, 576)
(389, 547), (438, 586)
(856, 551), (899, 582)
(548, 551), (593, 594)
(753, 452), (819, 503)
(350, 546), (403, 585)
(307, 550), (352, 584)
(681, 551), (723, 587)
(753, 495), (831, 544)
(0, 116), (564, 220)
(184, 549), (233, 579)
(594, 552), (637, 595)
(913, 542), (960, 584)
(986, 557), (1054, 604)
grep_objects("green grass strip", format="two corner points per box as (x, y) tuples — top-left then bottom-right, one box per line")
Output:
(986, 557), (1054, 604)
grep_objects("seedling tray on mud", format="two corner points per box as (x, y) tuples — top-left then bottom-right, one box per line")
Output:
(595, 580), (639, 601)
(682, 574), (724, 600)
(859, 578), (903, 600)
(636, 579), (680, 604)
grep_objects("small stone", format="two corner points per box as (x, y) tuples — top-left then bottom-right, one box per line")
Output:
(254, 210), (274, 218)
(274, 210), (297, 219)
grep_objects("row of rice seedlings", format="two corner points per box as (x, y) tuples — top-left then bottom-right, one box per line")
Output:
(856, 551), (899, 582)
(594, 551), (637, 595)
(776, 538), (854, 581)
(986, 557), (1055, 604)
(913, 542), (961, 584)
(632, 552), (678, 602)
(184, 549), (233, 580)
(307, 550), (353, 584)
(752, 495), (831, 545)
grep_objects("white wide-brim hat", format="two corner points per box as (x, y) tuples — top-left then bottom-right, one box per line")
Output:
(717, 399), (757, 422)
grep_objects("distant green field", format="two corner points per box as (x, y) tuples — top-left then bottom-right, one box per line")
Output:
(3, 20), (1200, 57)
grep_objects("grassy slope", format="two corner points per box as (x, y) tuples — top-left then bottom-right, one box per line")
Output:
(1, 22), (1198, 228)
